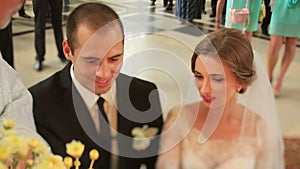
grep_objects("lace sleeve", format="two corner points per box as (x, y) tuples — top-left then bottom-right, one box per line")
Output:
(156, 107), (182, 169)
(0, 57), (46, 143)
(254, 117), (269, 169)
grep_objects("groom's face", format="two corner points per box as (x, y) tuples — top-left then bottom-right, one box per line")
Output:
(67, 22), (124, 95)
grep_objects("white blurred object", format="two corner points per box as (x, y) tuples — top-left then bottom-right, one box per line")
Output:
(140, 163), (147, 169)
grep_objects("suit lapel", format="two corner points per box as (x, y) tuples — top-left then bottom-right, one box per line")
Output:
(116, 74), (133, 135)
(59, 63), (100, 143)
(59, 63), (75, 112)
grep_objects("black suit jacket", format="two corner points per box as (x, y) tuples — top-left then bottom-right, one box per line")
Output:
(29, 63), (163, 169)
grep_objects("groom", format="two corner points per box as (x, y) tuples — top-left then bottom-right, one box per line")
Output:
(29, 2), (163, 169)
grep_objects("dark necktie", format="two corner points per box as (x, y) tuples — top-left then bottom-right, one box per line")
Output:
(97, 97), (112, 152)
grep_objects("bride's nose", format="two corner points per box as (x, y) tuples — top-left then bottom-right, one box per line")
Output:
(200, 79), (212, 95)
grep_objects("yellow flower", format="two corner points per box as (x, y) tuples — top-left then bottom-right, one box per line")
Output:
(3, 119), (16, 129)
(66, 140), (85, 158)
(63, 156), (73, 168)
(1, 135), (29, 158)
(32, 163), (52, 169)
(0, 146), (10, 161)
(28, 138), (39, 149)
(0, 127), (4, 134)
(34, 154), (66, 169)
(27, 159), (34, 167)
(32, 140), (50, 155)
(3, 129), (16, 137)
(0, 163), (6, 169)
(89, 149), (99, 160)
(88, 149), (99, 169)
(0, 119), (68, 169)
(1, 119), (102, 169)
(74, 160), (81, 168)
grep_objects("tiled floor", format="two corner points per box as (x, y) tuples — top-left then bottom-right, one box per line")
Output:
(10, 0), (300, 137)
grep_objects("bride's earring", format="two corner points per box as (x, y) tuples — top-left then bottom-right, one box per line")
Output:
(237, 87), (244, 94)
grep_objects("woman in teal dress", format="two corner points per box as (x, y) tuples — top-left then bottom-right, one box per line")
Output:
(215, 0), (262, 42)
(266, 0), (300, 95)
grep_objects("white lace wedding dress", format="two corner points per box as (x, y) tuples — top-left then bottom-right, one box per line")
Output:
(179, 129), (257, 169)
(156, 105), (269, 169)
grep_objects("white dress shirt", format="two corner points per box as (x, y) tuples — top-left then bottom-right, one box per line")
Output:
(70, 65), (119, 167)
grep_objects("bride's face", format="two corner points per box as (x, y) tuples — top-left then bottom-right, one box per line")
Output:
(194, 55), (240, 107)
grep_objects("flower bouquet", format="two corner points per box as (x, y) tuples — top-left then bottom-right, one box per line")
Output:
(0, 119), (99, 169)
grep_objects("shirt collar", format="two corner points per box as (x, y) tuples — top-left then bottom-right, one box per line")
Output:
(70, 64), (116, 110)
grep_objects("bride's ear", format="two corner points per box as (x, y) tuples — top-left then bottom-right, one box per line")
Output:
(62, 40), (73, 61)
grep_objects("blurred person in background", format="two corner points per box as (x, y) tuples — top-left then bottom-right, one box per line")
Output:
(260, 0), (271, 35)
(18, 3), (31, 18)
(0, 0), (44, 139)
(215, 0), (262, 42)
(266, 0), (300, 96)
(32, 0), (66, 71)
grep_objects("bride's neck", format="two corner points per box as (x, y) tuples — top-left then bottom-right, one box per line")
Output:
(195, 101), (245, 140)
(198, 101), (244, 125)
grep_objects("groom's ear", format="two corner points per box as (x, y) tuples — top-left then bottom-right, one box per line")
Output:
(62, 40), (73, 61)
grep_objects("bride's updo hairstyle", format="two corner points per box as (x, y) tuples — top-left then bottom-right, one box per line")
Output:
(191, 28), (256, 94)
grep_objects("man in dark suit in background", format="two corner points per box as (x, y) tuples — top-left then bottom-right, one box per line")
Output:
(164, 0), (174, 11)
(29, 3), (163, 169)
(32, 0), (66, 71)
(261, 0), (271, 35)
(18, 3), (31, 18)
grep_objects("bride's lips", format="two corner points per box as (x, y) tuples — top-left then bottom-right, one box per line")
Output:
(201, 95), (216, 103)
(95, 78), (112, 88)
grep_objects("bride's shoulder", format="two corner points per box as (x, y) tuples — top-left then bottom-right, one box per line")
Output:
(164, 102), (200, 128)
(242, 106), (268, 133)
(246, 108), (266, 124)
(163, 106), (181, 130)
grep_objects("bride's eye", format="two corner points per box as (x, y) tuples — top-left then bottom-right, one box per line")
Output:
(210, 74), (224, 83)
(212, 77), (224, 83)
(194, 73), (204, 80)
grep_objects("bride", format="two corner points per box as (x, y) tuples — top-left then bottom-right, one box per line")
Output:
(156, 28), (284, 169)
